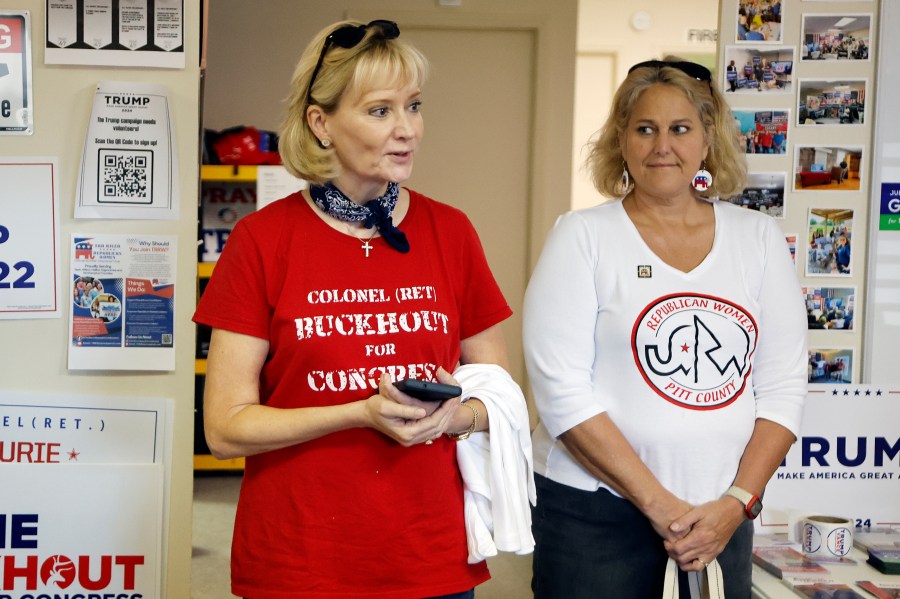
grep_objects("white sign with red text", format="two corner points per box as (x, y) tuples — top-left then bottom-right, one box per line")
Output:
(0, 11), (34, 135)
(0, 391), (168, 465)
(0, 463), (162, 598)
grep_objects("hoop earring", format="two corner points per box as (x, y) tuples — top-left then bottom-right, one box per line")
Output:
(620, 165), (631, 193)
(692, 161), (713, 192)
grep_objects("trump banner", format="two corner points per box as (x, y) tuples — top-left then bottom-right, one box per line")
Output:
(759, 384), (900, 536)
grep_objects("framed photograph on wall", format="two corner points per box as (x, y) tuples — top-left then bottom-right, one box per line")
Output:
(733, 109), (789, 154)
(736, 0), (782, 43)
(806, 208), (854, 277)
(728, 172), (786, 218)
(807, 348), (853, 384)
(793, 145), (863, 192)
(802, 285), (856, 331)
(797, 79), (867, 126)
(801, 14), (872, 61)
(723, 46), (794, 94)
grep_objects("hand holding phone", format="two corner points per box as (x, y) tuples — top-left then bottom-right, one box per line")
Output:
(393, 379), (461, 402)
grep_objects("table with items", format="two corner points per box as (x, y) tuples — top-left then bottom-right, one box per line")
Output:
(751, 532), (900, 599)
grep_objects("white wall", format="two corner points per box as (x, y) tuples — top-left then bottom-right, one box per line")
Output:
(572, 1), (720, 210)
(0, 2), (201, 596)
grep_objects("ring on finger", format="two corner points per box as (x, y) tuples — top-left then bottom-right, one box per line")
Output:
(698, 558), (709, 568)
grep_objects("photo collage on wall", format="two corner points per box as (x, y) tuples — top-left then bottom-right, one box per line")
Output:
(726, 0), (875, 384)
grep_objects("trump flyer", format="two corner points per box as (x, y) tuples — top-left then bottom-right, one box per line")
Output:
(75, 81), (179, 220)
(68, 233), (176, 371)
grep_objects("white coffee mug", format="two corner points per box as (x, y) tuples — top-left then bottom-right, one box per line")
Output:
(801, 515), (854, 558)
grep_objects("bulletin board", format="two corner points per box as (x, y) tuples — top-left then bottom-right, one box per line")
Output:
(719, 0), (879, 385)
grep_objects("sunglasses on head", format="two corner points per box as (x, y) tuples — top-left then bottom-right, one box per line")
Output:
(305, 19), (401, 106)
(628, 60), (712, 83)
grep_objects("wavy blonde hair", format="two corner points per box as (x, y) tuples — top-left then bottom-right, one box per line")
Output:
(585, 58), (747, 200)
(279, 21), (429, 185)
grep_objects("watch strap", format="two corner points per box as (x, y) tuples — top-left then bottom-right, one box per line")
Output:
(724, 485), (762, 519)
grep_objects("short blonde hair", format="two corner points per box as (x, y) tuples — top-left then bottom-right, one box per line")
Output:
(279, 21), (429, 185)
(585, 59), (747, 200)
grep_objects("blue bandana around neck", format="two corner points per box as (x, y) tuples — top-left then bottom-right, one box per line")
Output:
(309, 181), (410, 253)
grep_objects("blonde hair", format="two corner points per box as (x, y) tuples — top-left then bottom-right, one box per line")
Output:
(585, 59), (747, 200)
(279, 21), (429, 185)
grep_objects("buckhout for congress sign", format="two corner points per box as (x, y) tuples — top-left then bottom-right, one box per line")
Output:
(0, 464), (162, 599)
(0, 393), (169, 598)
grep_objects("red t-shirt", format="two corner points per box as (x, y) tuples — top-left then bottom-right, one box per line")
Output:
(193, 189), (511, 598)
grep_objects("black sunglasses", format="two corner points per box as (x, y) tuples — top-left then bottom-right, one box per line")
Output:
(305, 19), (400, 106)
(628, 60), (712, 83)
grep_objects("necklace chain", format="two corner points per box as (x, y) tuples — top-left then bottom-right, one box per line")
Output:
(346, 224), (378, 258)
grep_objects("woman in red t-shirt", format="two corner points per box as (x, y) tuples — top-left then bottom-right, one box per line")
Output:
(194, 19), (513, 599)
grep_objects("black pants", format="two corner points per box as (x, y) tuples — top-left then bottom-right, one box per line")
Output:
(531, 474), (754, 599)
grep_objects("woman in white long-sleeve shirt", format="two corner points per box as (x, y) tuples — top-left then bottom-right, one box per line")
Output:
(523, 58), (807, 599)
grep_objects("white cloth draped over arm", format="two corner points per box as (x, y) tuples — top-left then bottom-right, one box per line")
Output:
(453, 363), (536, 564)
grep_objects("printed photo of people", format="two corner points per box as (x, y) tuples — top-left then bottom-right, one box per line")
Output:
(724, 46), (793, 94)
(808, 348), (853, 384)
(803, 286), (855, 331)
(737, 0), (782, 42)
(729, 172), (786, 218)
(72, 276), (106, 307)
(797, 79), (866, 125)
(785, 234), (798, 264)
(801, 14), (871, 61)
(734, 109), (789, 154)
(806, 208), (854, 277)
(793, 145), (863, 191)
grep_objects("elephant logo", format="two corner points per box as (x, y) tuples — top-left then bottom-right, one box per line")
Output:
(632, 293), (758, 410)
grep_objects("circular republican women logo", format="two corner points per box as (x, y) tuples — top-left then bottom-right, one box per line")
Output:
(631, 293), (758, 410)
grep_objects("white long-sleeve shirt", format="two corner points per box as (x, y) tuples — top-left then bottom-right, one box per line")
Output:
(523, 199), (807, 504)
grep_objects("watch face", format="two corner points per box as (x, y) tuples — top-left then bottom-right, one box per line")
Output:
(748, 497), (763, 519)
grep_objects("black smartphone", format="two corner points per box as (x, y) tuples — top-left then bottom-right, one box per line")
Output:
(393, 379), (462, 402)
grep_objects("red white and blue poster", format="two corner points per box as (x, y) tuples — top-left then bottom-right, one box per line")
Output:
(0, 10), (33, 135)
(0, 159), (60, 318)
(0, 391), (172, 598)
(68, 234), (176, 370)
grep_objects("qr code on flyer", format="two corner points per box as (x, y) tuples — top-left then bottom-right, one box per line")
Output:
(97, 149), (154, 204)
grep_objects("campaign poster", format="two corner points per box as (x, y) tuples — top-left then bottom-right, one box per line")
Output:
(881, 183), (900, 231)
(0, 392), (171, 598)
(759, 385), (900, 536)
(0, 10), (34, 135)
(0, 159), (60, 318)
(0, 464), (163, 598)
(0, 391), (168, 464)
(68, 233), (176, 371)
